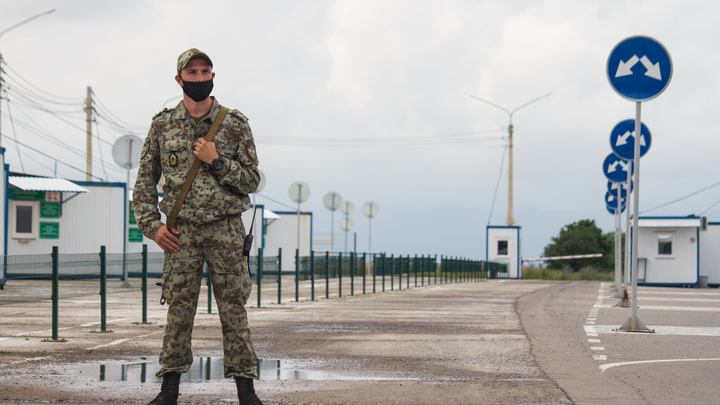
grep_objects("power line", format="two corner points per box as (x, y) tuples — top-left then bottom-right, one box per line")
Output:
(640, 180), (720, 214)
(1, 135), (106, 181)
(487, 138), (508, 225)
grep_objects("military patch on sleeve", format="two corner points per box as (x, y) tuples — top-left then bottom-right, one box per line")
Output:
(169, 152), (178, 167)
(141, 137), (151, 159)
(243, 139), (259, 165)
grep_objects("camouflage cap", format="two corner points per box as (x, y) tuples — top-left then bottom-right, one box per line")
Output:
(177, 48), (213, 74)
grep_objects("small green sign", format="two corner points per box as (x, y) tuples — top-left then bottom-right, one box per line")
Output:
(40, 201), (60, 218)
(128, 228), (143, 243)
(11, 191), (43, 201)
(40, 222), (60, 239)
(129, 207), (137, 224)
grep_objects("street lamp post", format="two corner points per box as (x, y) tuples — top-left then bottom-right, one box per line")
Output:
(470, 93), (550, 226)
(0, 8), (56, 147)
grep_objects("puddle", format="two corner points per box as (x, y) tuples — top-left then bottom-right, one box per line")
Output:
(66, 357), (382, 382)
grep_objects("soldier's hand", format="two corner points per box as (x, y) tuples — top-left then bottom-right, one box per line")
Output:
(155, 224), (181, 252)
(193, 137), (219, 164)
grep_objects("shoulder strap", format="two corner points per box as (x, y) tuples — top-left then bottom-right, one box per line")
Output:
(166, 106), (229, 232)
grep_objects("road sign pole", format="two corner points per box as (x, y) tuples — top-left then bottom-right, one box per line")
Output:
(615, 186), (621, 293)
(620, 101), (651, 332)
(624, 168), (632, 294)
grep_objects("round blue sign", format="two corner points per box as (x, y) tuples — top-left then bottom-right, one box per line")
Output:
(607, 180), (633, 199)
(610, 119), (651, 160)
(607, 203), (626, 215)
(603, 153), (633, 183)
(605, 191), (626, 210)
(607, 36), (672, 102)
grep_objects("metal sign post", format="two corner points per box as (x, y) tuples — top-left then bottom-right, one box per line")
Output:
(607, 35), (672, 332)
(112, 134), (143, 288)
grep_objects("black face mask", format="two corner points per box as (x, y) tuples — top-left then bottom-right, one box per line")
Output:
(182, 78), (214, 102)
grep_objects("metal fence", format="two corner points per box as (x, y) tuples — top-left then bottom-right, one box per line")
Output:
(0, 246), (507, 306)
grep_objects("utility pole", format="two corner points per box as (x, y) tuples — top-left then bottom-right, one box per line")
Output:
(86, 86), (92, 181)
(470, 93), (550, 226)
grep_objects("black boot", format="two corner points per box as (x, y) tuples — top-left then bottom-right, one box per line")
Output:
(235, 377), (263, 405)
(148, 372), (181, 405)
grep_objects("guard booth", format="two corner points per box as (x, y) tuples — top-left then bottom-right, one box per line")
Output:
(633, 216), (700, 286)
(486, 225), (522, 279)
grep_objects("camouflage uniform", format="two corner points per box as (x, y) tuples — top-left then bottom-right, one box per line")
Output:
(133, 96), (260, 379)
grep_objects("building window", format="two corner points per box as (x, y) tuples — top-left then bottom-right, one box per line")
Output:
(498, 240), (509, 255)
(658, 234), (673, 255)
(10, 200), (40, 240)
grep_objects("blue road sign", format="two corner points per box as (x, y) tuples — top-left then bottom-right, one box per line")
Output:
(607, 36), (672, 102)
(605, 191), (626, 210)
(610, 119), (651, 160)
(603, 153), (633, 183)
(607, 180), (634, 199)
(607, 203), (626, 215)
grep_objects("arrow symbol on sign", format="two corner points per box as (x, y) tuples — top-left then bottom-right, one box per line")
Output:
(640, 55), (662, 80)
(615, 54), (662, 81)
(615, 55), (639, 78)
(607, 161), (619, 173)
(619, 160), (630, 172)
(615, 130), (647, 147)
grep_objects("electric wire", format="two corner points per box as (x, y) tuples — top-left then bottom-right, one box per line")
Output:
(1, 136), (106, 181)
(640, 180), (720, 214)
(487, 138), (508, 225)
(255, 192), (298, 211)
(3, 88), (25, 173)
(700, 197), (720, 216)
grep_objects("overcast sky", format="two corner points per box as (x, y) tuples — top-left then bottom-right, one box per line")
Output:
(1, 0), (718, 260)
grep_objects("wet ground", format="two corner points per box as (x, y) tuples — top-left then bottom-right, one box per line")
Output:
(1, 277), (717, 404)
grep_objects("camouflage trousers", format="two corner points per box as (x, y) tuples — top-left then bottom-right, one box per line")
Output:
(156, 214), (258, 379)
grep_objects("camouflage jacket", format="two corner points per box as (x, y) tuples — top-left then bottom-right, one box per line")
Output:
(133, 97), (260, 240)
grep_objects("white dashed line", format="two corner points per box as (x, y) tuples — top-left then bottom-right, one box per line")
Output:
(600, 358), (720, 372)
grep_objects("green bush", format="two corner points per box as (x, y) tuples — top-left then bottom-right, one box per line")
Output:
(522, 266), (614, 281)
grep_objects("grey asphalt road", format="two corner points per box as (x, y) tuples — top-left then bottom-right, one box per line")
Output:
(519, 281), (720, 405)
(0, 277), (717, 404)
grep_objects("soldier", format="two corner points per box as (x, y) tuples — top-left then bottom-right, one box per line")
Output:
(133, 48), (263, 405)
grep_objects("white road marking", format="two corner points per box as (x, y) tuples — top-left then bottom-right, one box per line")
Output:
(593, 355), (607, 361)
(600, 358), (720, 372)
(587, 325), (720, 337)
(588, 339), (601, 343)
(591, 346), (605, 351)
(594, 304), (720, 312)
(15, 327), (72, 336)
(0, 355), (54, 367)
(80, 318), (130, 327)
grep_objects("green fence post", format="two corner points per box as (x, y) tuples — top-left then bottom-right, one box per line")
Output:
(325, 251), (330, 299)
(294, 249), (300, 302)
(100, 246), (107, 332)
(142, 244), (148, 323)
(381, 253), (385, 292)
(277, 248), (282, 305)
(206, 264), (212, 313)
(350, 252), (355, 296)
(338, 252), (342, 298)
(310, 250), (315, 301)
(390, 254), (394, 291)
(372, 254), (376, 293)
(362, 253), (366, 294)
(52, 246), (59, 340)
(397, 255), (402, 291)
(257, 248), (263, 308)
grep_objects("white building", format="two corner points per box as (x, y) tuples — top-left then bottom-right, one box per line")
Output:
(633, 216), (703, 287)
(486, 225), (522, 279)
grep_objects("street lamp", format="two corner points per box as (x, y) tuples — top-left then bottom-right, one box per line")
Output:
(0, 8), (56, 147)
(470, 93), (550, 226)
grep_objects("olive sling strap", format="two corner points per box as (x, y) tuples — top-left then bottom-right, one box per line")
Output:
(166, 106), (229, 232)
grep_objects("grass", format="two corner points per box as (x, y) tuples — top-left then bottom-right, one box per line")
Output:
(521, 266), (614, 281)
